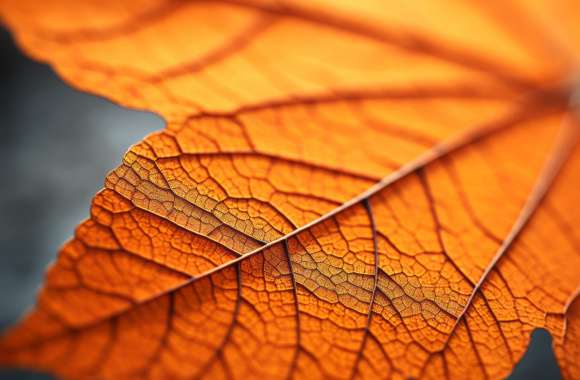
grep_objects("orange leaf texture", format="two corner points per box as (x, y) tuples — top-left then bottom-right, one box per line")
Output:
(1, 1), (580, 379)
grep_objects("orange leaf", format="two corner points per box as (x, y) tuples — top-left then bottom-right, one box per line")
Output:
(1, 1), (580, 379)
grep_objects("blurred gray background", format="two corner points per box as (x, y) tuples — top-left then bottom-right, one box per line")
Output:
(0, 28), (562, 379)
(0, 28), (162, 378)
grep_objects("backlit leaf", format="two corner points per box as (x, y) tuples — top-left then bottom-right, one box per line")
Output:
(1, 1), (579, 379)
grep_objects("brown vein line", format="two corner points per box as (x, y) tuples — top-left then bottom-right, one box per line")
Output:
(354, 111), (437, 147)
(71, 15), (278, 85)
(84, 316), (118, 377)
(3, 90), (568, 351)
(138, 292), (176, 378)
(129, 150), (305, 237)
(349, 198), (379, 380)
(190, 83), (519, 120)
(175, 151), (382, 183)
(366, 333), (394, 377)
(193, 264), (242, 380)
(103, 179), (264, 255)
(77, 223), (196, 279)
(480, 292), (515, 364)
(0, 306), (68, 353)
(420, 102), (580, 375)
(147, 16), (277, 83)
(26, 0), (186, 42)
(416, 168), (477, 287)
(463, 317), (490, 380)
(212, 0), (537, 88)
(49, 284), (136, 305)
(284, 239), (301, 380)
(442, 159), (503, 244)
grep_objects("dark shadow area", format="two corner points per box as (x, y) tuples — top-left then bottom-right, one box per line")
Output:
(0, 28), (163, 379)
(508, 328), (562, 380)
(0, 369), (52, 380)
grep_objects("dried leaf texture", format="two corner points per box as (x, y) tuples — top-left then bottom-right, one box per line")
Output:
(1, 1), (580, 380)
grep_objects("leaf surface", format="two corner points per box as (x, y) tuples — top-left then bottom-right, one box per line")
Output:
(1, 1), (580, 380)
